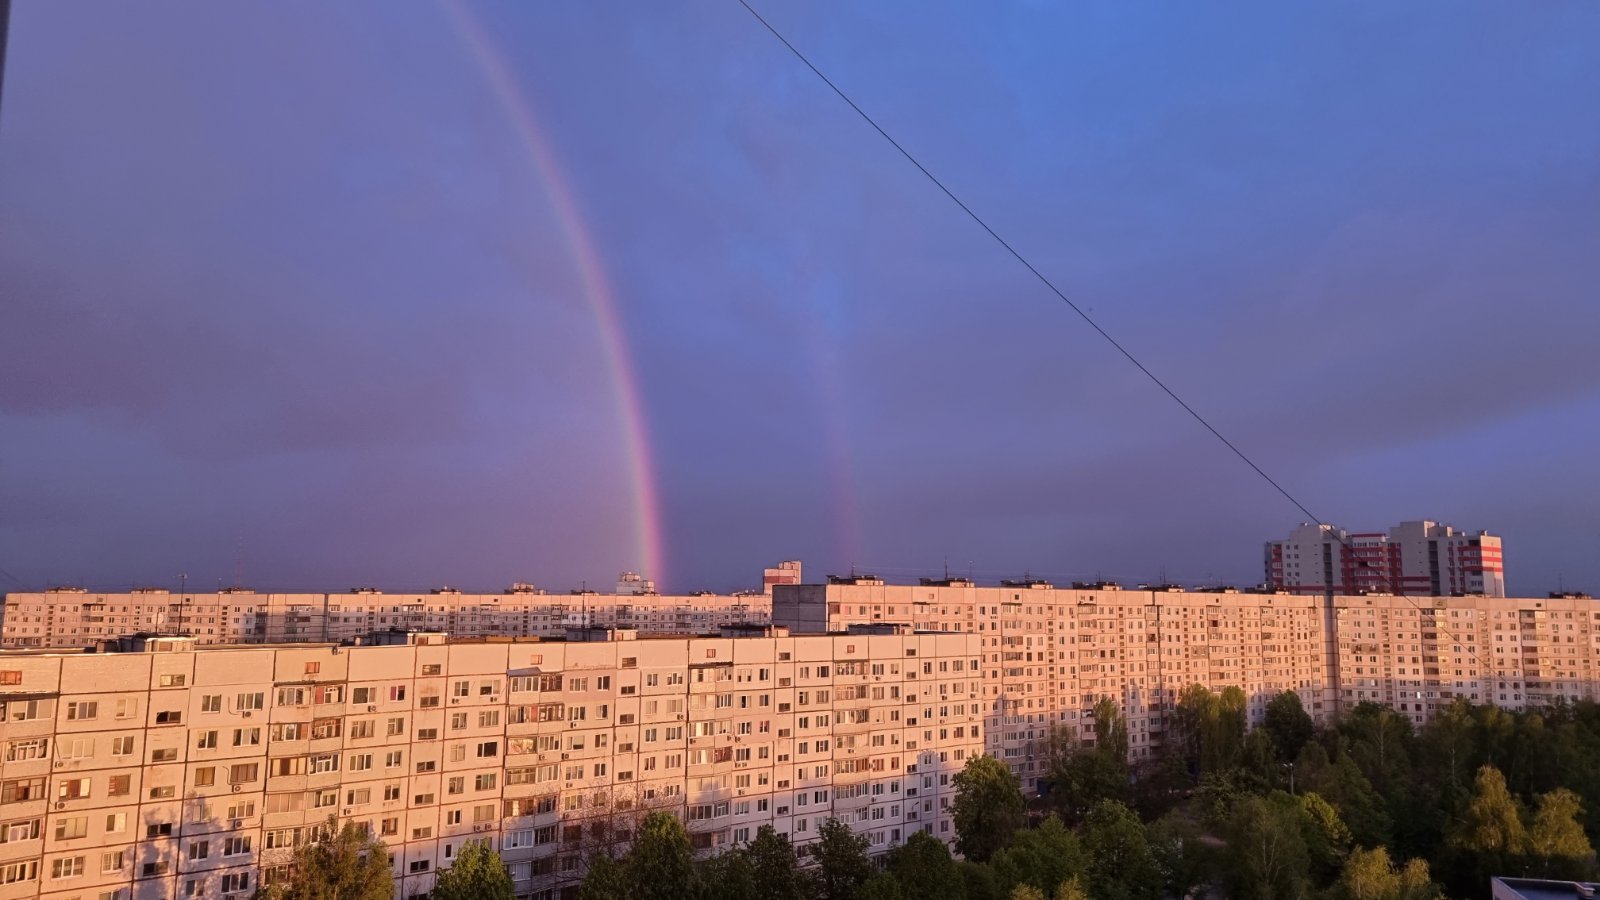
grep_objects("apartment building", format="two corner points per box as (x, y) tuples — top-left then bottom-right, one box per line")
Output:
(773, 578), (1333, 792)
(0, 627), (981, 900)
(0, 586), (770, 651)
(1266, 520), (1506, 597)
(772, 579), (1599, 792)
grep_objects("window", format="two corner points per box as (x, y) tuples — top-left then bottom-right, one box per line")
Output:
(222, 872), (251, 893)
(51, 856), (85, 879)
(66, 701), (98, 721)
(4, 738), (48, 762)
(0, 860), (37, 884)
(158, 674), (186, 687)
(101, 850), (125, 874)
(0, 672), (18, 685)
(201, 694), (222, 713)
(196, 730), (218, 749)
(107, 775), (131, 797)
(237, 692), (264, 710)
(0, 819), (40, 843)
(230, 763), (259, 784)
(193, 767), (216, 787)
(58, 778), (91, 800)
(53, 817), (88, 840)
(112, 735), (135, 756)
(188, 840), (210, 860)
(223, 836), (251, 856)
(155, 710), (182, 725)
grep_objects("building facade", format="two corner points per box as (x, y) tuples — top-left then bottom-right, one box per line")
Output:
(0, 628), (980, 900)
(1265, 520), (1506, 597)
(0, 587), (770, 651)
(772, 579), (1597, 792)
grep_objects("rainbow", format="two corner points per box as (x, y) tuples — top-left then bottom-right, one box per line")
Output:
(443, 1), (666, 587)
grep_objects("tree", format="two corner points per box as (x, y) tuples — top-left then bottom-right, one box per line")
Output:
(1335, 846), (1401, 900)
(855, 873), (904, 900)
(1048, 700), (1131, 823)
(1449, 765), (1527, 857)
(745, 825), (805, 900)
(1147, 811), (1216, 900)
(576, 853), (629, 900)
(952, 754), (1025, 862)
(1444, 765), (1528, 896)
(989, 815), (1087, 897)
(255, 818), (393, 900)
(959, 860), (1004, 900)
(1264, 691), (1315, 763)
(1308, 749), (1391, 849)
(1053, 879), (1091, 900)
(1080, 799), (1162, 900)
(1223, 794), (1311, 900)
(809, 817), (872, 900)
(1297, 791), (1352, 882)
(429, 839), (513, 900)
(625, 812), (696, 900)
(1332, 846), (1440, 900)
(887, 831), (962, 900)
(1527, 788), (1596, 880)
(1009, 887), (1046, 900)
(699, 845), (757, 900)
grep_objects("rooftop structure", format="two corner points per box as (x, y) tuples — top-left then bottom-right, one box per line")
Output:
(1492, 877), (1600, 899)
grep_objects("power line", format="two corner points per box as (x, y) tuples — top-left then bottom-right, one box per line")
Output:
(734, 0), (1498, 674)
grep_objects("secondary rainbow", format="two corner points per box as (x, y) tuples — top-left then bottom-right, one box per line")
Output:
(443, 1), (666, 587)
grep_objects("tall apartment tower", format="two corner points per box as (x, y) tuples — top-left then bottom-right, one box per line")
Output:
(762, 561), (803, 595)
(1266, 520), (1505, 597)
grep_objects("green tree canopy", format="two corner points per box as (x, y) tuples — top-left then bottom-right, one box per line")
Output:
(575, 853), (629, 900)
(887, 831), (963, 900)
(255, 817), (393, 900)
(1264, 690), (1315, 763)
(953, 754), (1026, 862)
(1527, 787), (1596, 880)
(429, 839), (513, 900)
(1048, 700), (1131, 822)
(625, 811), (697, 900)
(744, 824), (805, 900)
(989, 814), (1087, 896)
(1224, 793), (1312, 900)
(809, 817), (873, 900)
(1080, 799), (1162, 900)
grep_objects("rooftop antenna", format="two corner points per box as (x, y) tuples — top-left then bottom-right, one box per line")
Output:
(943, 557), (949, 581)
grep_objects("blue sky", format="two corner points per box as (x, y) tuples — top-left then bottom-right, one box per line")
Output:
(2, 2), (1597, 595)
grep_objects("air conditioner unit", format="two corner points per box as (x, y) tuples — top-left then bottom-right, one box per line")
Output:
(367, 705), (377, 713)
(242, 711), (252, 718)
(230, 818), (243, 829)
(53, 761), (64, 769)
(53, 801), (66, 810)
(232, 784), (244, 793)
